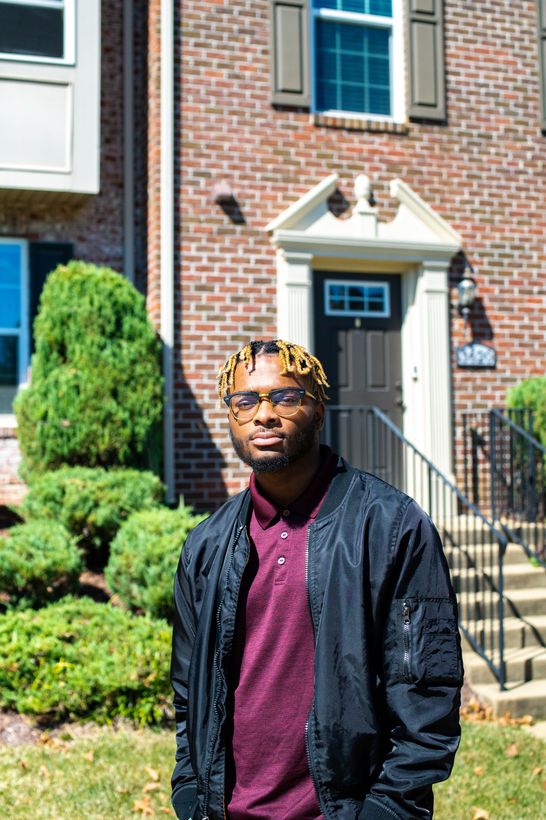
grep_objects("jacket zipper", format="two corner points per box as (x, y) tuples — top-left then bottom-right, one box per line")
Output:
(304, 525), (328, 819)
(201, 523), (245, 820)
(402, 600), (411, 681)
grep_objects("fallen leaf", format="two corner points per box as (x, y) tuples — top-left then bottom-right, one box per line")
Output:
(532, 766), (543, 776)
(39, 764), (50, 778)
(473, 766), (484, 776)
(19, 759), (28, 770)
(472, 808), (490, 820)
(115, 786), (129, 795)
(158, 809), (174, 816)
(145, 766), (160, 781)
(506, 743), (519, 758)
(143, 781), (162, 793)
(84, 750), (94, 762)
(132, 796), (154, 816)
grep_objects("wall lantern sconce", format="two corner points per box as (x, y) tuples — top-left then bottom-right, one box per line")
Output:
(457, 271), (477, 321)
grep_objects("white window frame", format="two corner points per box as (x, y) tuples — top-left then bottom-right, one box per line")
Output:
(0, 237), (29, 424)
(310, 0), (404, 123)
(0, 0), (76, 65)
(325, 278), (391, 317)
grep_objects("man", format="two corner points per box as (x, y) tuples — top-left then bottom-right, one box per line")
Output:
(171, 339), (463, 820)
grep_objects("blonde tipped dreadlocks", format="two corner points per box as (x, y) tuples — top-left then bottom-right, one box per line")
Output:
(218, 340), (330, 405)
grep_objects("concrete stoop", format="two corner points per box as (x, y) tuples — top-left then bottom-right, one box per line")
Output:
(451, 534), (546, 719)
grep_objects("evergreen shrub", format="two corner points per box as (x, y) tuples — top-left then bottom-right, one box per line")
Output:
(105, 505), (207, 620)
(506, 376), (546, 446)
(0, 521), (82, 610)
(19, 467), (164, 562)
(0, 597), (172, 725)
(14, 260), (163, 476)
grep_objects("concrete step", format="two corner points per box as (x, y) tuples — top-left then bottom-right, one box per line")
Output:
(469, 678), (546, 720)
(453, 562), (546, 593)
(465, 615), (546, 650)
(464, 646), (546, 685)
(445, 542), (531, 568)
(457, 587), (546, 619)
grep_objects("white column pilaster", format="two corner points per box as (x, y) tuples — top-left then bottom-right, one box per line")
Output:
(276, 250), (314, 351)
(420, 260), (453, 476)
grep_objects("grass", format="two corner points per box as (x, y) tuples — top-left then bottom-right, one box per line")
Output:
(0, 724), (175, 819)
(0, 720), (543, 818)
(435, 721), (545, 819)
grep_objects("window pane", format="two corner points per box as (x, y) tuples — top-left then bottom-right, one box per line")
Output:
(327, 282), (388, 315)
(0, 336), (18, 386)
(0, 4), (64, 59)
(314, 1), (392, 15)
(0, 244), (21, 329)
(316, 21), (391, 115)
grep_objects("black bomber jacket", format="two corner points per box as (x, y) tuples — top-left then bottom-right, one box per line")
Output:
(171, 457), (463, 820)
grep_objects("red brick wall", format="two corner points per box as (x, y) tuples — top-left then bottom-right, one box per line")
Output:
(176, 0), (546, 510)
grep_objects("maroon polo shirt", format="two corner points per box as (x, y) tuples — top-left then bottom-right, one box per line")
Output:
(226, 447), (338, 820)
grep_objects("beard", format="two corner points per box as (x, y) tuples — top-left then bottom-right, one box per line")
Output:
(230, 418), (319, 473)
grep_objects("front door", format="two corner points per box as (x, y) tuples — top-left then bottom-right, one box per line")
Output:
(314, 272), (403, 473)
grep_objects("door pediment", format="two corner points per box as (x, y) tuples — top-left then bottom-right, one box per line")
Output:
(265, 174), (462, 262)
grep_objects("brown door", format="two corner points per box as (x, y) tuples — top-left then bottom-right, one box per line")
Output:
(314, 272), (403, 473)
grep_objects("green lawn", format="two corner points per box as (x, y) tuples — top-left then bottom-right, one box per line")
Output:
(0, 720), (543, 818)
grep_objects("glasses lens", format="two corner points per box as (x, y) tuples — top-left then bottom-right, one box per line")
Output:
(270, 388), (303, 417)
(231, 392), (259, 419)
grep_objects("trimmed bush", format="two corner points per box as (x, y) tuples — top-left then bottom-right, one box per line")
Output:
(0, 597), (172, 725)
(506, 376), (546, 446)
(19, 467), (164, 562)
(105, 505), (207, 620)
(14, 260), (163, 476)
(0, 520), (82, 610)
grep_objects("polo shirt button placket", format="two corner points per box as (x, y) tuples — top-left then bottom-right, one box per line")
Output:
(275, 530), (290, 585)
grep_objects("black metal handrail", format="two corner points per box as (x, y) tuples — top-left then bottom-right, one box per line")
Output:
(462, 408), (545, 567)
(324, 405), (509, 688)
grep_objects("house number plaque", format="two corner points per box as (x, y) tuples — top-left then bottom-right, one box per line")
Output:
(456, 342), (497, 368)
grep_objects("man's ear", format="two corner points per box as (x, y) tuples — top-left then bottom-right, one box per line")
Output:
(315, 402), (325, 432)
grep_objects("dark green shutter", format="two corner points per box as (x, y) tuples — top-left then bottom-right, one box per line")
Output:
(407, 0), (446, 122)
(539, 0), (546, 131)
(29, 241), (73, 352)
(270, 0), (310, 107)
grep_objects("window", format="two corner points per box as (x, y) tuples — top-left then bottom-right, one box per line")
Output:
(312, 0), (400, 118)
(325, 279), (390, 317)
(270, 0), (445, 123)
(0, 240), (28, 415)
(0, 0), (75, 64)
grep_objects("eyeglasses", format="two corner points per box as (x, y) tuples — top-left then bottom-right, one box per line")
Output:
(223, 387), (317, 421)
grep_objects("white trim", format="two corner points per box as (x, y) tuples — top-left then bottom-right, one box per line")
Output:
(0, 413), (17, 429)
(0, 0), (76, 65)
(123, 0), (134, 284)
(324, 278), (390, 317)
(265, 174), (338, 233)
(160, 0), (175, 504)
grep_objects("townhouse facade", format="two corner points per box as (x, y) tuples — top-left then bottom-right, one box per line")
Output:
(1, 1), (546, 513)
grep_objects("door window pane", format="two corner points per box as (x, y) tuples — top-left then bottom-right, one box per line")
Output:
(0, 2), (64, 60)
(0, 336), (18, 386)
(325, 281), (390, 316)
(0, 244), (21, 329)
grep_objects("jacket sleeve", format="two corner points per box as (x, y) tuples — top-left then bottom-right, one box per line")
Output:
(171, 541), (199, 820)
(361, 501), (463, 820)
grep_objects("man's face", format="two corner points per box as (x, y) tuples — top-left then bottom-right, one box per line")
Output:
(226, 354), (325, 473)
